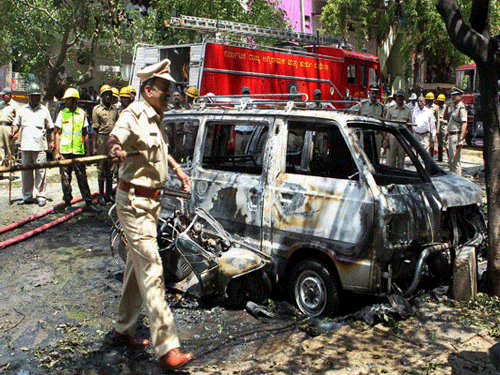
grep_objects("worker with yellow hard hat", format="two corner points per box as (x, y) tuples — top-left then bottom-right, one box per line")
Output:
(435, 93), (448, 162)
(92, 84), (119, 205)
(127, 85), (136, 102)
(111, 87), (120, 107)
(423, 91), (439, 159)
(119, 86), (132, 111)
(53, 87), (101, 212)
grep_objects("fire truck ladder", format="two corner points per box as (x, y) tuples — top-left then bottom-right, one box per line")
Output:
(167, 15), (341, 46)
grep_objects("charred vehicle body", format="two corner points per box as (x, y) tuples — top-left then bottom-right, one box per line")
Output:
(159, 105), (486, 317)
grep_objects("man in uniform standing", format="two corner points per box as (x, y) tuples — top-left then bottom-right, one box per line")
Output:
(0, 88), (18, 178)
(435, 94), (448, 162)
(54, 88), (101, 212)
(92, 84), (119, 205)
(11, 84), (54, 206)
(352, 83), (385, 157)
(413, 95), (437, 155)
(444, 87), (468, 175)
(384, 89), (413, 168)
(119, 87), (133, 112)
(107, 58), (193, 372)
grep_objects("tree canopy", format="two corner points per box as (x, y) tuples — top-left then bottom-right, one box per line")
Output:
(0, 0), (288, 99)
(320, 0), (500, 83)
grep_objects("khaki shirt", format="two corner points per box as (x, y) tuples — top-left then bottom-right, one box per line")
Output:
(0, 99), (19, 125)
(111, 101), (169, 189)
(353, 99), (384, 117)
(447, 101), (467, 133)
(385, 104), (412, 123)
(92, 104), (118, 135)
(435, 104), (448, 132)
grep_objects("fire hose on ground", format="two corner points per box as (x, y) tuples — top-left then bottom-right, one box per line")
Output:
(0, 151), (139, 249)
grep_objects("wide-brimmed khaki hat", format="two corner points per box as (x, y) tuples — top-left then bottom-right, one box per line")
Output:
(137, 58), (176, 83)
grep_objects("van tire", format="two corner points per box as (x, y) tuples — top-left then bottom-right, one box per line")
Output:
(290, 259), (340, 317)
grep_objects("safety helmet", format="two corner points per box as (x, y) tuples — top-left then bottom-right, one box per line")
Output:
(127, 85), (136, 94)
(437, 94), (446, 102)
(28, 83), (42, 96)
(425, 92), (435, 100)
(112, 87), (119, 98)
(100, 84), (112, 95)
(119, 86), (132, 98)
(186, 86), (199, 98)
(62, 87), (80, 100)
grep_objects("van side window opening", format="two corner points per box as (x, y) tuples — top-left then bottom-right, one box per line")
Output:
(286, 121), (358, 179)
(164, 119), (200, 163)
(202, 122), (268, 175)
(348, 64), (356, 85)
(349, 125), (440, 185)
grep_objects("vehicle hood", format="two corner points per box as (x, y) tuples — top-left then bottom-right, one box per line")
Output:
(431, 173), (483, 208)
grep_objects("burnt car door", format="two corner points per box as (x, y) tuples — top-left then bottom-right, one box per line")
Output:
(190, 115), (273, 250)
(265, 118), (377, 292)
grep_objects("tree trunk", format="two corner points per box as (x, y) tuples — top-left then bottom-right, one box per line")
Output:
(437, 0), (500, 297)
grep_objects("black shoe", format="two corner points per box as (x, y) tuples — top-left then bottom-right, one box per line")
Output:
(86, 204), (102, 213)
(98, 196), (107, 206)
(38, 199), (46, 207)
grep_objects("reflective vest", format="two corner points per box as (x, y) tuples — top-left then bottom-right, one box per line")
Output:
(60, 108), (85, 155)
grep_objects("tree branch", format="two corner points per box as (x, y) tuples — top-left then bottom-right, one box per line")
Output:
(16, 0), (61, 25)
(436, 0), (488, 63)
(469, 0), (488, 36)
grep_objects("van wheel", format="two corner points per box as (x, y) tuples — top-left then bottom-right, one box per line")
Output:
(290, 260), (340, 317)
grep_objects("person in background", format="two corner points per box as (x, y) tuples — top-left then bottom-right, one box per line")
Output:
(444, 87), (467, 175)
(307, 89), (328, 109)
(80, 87), (91, 101)
(119, 87), (133, 112)
(53, 88), (101, 212)
(12, 83), (54, 206)
(107, 57), (192, 372)
(384, 89), (412, 168)
(92, 85), (119, 205)
(413, 95), (436, 156)
(435, 94), (448, 162)
(111, 87), (120, 109)
(127, 85), (136, 102)
(88, 86), (99, 102)
(0, 88), (19, 178)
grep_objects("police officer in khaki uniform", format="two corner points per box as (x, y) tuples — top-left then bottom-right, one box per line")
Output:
(107, 58), (193, 372)
(384, 89), (413, 168)
(444, 87), (467, 175)
(92, 84), (119, 205)
(352, 83), (385, 157)
(435, 94), (448, 162)
(0, 88), (18, 176)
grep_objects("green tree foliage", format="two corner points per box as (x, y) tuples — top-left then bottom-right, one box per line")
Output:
(320, 0), (500, 82)
(0, 0), (288, 99)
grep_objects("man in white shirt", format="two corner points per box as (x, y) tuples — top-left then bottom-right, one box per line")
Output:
(12, 84), (54, 206)
(412, 95), (436, 156)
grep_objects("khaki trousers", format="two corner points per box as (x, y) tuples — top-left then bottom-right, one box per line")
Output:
(415, 132), (432, 155)
(448, 133), (462, 176)
(115, 187), (180, 357)
(0, 125), (12, 167)
(387, 134), (405, 169)
(21, 150), (47, 201)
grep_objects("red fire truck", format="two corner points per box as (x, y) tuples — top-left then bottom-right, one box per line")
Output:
(130, 16), (382, 105)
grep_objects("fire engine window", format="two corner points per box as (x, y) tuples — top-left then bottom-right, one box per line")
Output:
(361, 65), (367, 89)
(369, 68), (378, 87)
(164, 119), (200, 163)
(286, 121), (358, 180)
(202, 122), (268, 175)
(347, 64), (356, 85)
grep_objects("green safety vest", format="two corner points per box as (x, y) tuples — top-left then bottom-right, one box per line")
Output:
(60, 107), (85, 155)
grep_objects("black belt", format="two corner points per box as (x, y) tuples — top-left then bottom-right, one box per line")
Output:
(448, 131), (460, 135)
(415, 131), (430, 135)
(0, 122), (12, 126)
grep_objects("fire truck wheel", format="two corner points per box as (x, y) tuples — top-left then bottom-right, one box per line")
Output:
(290, 259), (340, 318)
